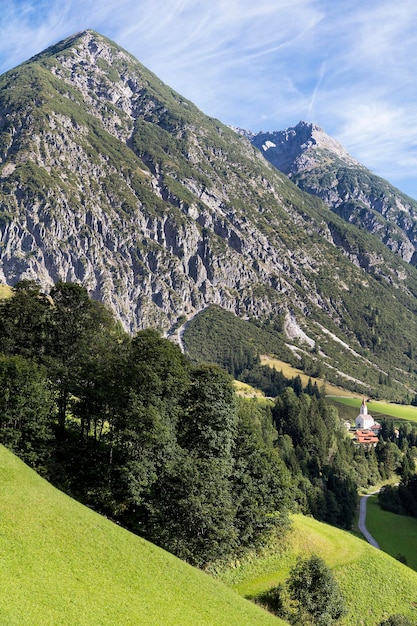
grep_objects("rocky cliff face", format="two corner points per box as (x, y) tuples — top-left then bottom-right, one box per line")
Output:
(2, 29), (417, 393)
(0, 31), (289, 331)
(250, 122), (417, 264)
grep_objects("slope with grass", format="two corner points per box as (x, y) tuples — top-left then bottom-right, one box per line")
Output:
(365, 495), (417, 571)
(0, 445), (285, 626)
(217, 514), (417, 625)
(260, 355), (358, 397)
(330, 396), (417, 424)
(0, 284), (11, 299)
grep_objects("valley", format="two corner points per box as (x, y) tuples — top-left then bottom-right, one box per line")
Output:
(1, 28), (417, 625)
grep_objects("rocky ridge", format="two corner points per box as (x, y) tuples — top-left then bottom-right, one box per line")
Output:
(2, 31), (417, 397)
(249, 122), (417, 264)
(0, 32), (358, 332)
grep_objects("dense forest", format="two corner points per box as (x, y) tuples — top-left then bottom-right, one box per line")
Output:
(0, 281), (415, 568)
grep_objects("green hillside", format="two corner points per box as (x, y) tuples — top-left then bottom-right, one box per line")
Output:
(217, 514), (417, 624)
(330, 396), (417, 423)
(366, 495), (417, 571)
(0, 445), (284, 626)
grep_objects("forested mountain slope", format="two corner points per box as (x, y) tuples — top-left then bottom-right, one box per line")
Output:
(2, 31), (417, 396)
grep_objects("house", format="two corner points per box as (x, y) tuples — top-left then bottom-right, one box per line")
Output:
(353, 429), (379, 447)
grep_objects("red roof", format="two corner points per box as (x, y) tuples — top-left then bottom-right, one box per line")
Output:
(354, 430), (379, 444)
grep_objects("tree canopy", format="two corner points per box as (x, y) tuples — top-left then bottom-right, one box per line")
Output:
(0, 281), (293, 567)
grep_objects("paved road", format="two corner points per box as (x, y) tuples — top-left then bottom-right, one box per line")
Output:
(358, 493), (380, 549)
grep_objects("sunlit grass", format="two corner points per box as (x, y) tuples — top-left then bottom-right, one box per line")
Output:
(0, 284), (12, 299)
(234, 379), (266, 398)
(217, 514), (417, 625)
(0, 445), (285, 626)
(365, 495), (417, 571)
(260, 355), (358, 397)
(330, 396), (417, 423)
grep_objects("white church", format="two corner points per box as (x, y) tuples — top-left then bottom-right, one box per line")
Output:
(353, 398), (381, 447)
(355, 397), (378, 430)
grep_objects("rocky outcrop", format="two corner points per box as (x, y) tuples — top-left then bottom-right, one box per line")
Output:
(0, 33), (321, 332)
(249, 122), (417, 265)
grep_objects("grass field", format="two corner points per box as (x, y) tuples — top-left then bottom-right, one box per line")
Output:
(234, 379), (267, 398)
(260, 355), (358, 398)
(365, 495), (417, 571)
(259, 356), (417, 427)
(217, 514), (417, 625)
(329, 396), (417, 424)
(0, 445), (285, 626)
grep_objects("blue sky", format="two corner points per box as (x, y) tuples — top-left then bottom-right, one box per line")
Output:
(1, 0), (417, 198)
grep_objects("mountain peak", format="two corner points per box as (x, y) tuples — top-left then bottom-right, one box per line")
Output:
(24, 29), (135, 74)
(250, 121), (361, 175)
(3, 31), (417, 399)
(249, 120), (417, 265)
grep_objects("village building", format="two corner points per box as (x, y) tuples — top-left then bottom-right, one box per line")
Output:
(353, 398), (380, 447)
(353, 429), (379, 447)
(355, 398), (376, 429)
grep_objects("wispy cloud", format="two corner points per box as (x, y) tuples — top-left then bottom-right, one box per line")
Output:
(1, 0), (417, 196)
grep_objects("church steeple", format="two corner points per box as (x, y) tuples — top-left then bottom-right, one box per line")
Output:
(360, 397), (368, 415)
(356, 397), (374, 429)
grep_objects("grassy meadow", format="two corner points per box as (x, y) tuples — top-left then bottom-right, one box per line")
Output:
(234, 379), (268, 398)
(0, 284), (12, 299)
(365, 495), (417, 571)
(330, 395), (417, 424)
(0, 445), (285, 626)
(217, 514), (417, 625)
(260, 355), (358, 397)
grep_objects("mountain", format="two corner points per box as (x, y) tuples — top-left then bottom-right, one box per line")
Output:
(2, 31), (417, 397)
(250, 121), (417, 264)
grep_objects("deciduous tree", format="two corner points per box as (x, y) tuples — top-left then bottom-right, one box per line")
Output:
(288, 554), (346, 625)
(0, 355), (53, 470)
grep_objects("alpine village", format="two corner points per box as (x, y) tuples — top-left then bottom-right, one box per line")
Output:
(3, 30), (417, 625)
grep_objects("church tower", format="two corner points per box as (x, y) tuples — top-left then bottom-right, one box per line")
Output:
(355, 398), (375, 430)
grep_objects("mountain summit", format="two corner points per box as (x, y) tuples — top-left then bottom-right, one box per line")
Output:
(2, 31), (417, 396)
(251, 121), (361, 175)
(251, 122), (417, 264)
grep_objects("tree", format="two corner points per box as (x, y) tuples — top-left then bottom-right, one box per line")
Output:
(178, 364), (236, 459)
(288, 554), (346, 625)
(47, 282), (119, 431)
(0, 355), (54, 470)
(146, 451), (238, 566)
(231, 401), (292, 550)
(160, 364), (239, 565)
(377, 440), (403, 479)
(0, 280), (52, 359)
(378, 485), (404, 515)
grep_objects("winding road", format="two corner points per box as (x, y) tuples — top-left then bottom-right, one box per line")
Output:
(358, 493), (380, 549)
